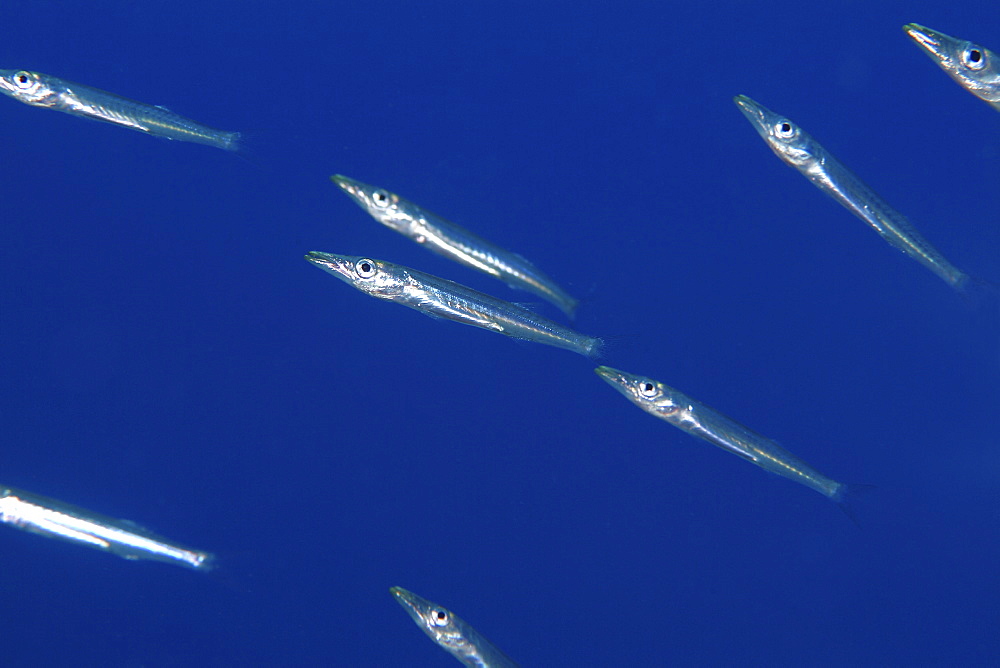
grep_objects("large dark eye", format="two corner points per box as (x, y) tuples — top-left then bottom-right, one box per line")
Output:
(962, 45), (987, 71)
(775, 120), (796, 139)
(355, 258), (377, 278)
(431, 609), (450, 626)
(372, 189), (391, 208)
(14, 71), (33, 89)
(638, 381), (659, 398)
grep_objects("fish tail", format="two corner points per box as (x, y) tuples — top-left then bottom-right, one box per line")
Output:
(562, 297), (580, 322)
(225, 130), (273, 170)
(953, 275), (1000, 367)
(221, 130), (243, 152)
(194, 551), (218, 572)
(831, 483), (876, 526)
(953, 273), (1000, 312)
(568, 280), (607, 322)
(584, 336), (604, 359)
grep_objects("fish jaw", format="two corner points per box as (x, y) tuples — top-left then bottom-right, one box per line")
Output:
(304, 250), (358, 285)
(903, 23), (952, 63)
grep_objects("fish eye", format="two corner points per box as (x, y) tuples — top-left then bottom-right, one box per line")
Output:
(355, 258), (378, 278)
(13, 71), (33, 89)
(774, 121), (796, 140)
(961, 45), (987, 71)
(372, 189), (391, 208)
(638, 381), (659, 398)
(431, 609), (450, 626)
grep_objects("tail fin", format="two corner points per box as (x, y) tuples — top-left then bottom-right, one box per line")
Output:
(225, 129), (276, 171)
(954, 273), (1000, 312)
(584, 336), (605, 360)
(198, 550), (257, 594)
(222, 130), (243, 153)
(832, 483), (876, 526)
(565, 280), (603, 323)
(563, 296), (580, 322)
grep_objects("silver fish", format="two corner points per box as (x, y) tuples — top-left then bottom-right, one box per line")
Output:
(904, 23), (1000, 112)
(305, 251), (601, 357)
(391, 586), (518, 668)
(0, 485), (214, 571)
(595, 366), (852, 504)
(331, 174), (579, 319)
(734, 94), (970, 291)
(0, 69), (241, 150)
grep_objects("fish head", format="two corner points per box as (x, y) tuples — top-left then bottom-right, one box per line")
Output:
(0, 70), (56, 105)
(390, 587), (465, 651)
(330, 174), (416, 234)
(734, 95), (817, 169)
(595, 366), (680, 417)
(0, 490), (18, 522)
(903, 24), (1000, 103)
(305, 252), (405, 299)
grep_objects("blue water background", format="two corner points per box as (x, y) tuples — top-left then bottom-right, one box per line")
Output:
(2, 2), (998, 665)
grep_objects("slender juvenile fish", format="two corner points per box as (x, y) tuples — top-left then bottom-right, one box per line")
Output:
(0, 485), (215, 571)
(0, 69), (241, 150)
(734, 94), (971, 291)
(305, 251), (601, 357)
(903, 23), (1000, 112)
(594, 366), (851, 504)
(331, 174), (579, 319)
(390, 586), (518, 668)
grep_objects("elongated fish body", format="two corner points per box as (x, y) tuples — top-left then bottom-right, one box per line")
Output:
(390, 587), (519, 668)
(0, 69), (240, 150)
(734, 95), (970, 291)
(594, 366), (845, 501)
(0, 485), (214, 570)
(305, 251), (601, 357)
(904, 24), (1000, 111)
(331, 174), (579, 319)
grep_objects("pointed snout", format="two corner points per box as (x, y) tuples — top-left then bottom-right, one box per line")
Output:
(903, 23), (948, 61)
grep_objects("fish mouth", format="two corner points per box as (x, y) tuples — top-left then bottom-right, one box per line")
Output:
(733, 94), (769, 132)
(0, 72), (17, 95)
(595, 365), (652, 402)
(594, 365), (628, 387)
(330, 173), (368, 202)
(389, 586), (411, 605)
(903, 23), (947, 61)
(304, 251), (354, 281)
(330, 173), (359, 193)
(390, 586), (430, 621)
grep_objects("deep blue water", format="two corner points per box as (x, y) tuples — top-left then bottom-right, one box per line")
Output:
(2, 2), (998, 666)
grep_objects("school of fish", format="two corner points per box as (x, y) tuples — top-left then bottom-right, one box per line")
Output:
(0, 22), (995, 667)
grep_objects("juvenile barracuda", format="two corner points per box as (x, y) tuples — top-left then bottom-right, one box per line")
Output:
(0, 484), (214, 571)
(390, 586), (518, 668)
(595, 366), (855, 506)
(331, 174), (579, 319)
(734, 94), (971, 291)
(0, 69), (241, 150)
(305, 251), (601, 357)
(904, 24), (1000, 112)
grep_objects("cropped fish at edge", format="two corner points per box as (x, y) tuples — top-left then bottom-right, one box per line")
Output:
(734, 94), (973, 292)
(331, 174), (580, 319)
(0, 69), (241, 151)
(903, 23), (1000, 111)
(390, 586), (519, 668)
(305, 252), (601, 357)
(0, 485), (215, 571)
(594, 366), (854, 505)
